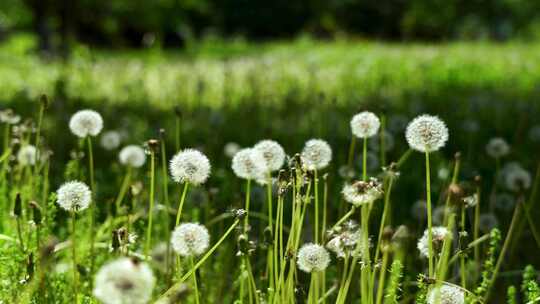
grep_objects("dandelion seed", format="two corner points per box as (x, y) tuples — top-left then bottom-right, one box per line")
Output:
(119, 145), (146, 168)
(297, 243), (330, 273)
(486, 137), (510, 158)
(69, 109), (104, 138)
(171, 223), (210, 257)
(462, 194), (478, 208)
(17, 145), (37, 166)
(417, 226), (451, 258)
(232, 148), (267, 180)
(301, 139), (332, 171)
(100, 131), (122, 150)
(169, 149), (211, 185)
(56, 181), (92, 212)
(342, 178), (383, 207)
(253, 139), (286, 172)
(405, 115), (448, 153)
(351, 111), (380, 138)
(427, 284), (464, 304)
(224, 142), (241, 158)
(93, 258), (155, 304)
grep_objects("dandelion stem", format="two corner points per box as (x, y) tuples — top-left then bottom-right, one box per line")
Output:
(474, 182), (481, 263)
(362, 137), (367, 181)
(159, 134), (172, 282)
(314, 169), (319, 243)
(114, 167), (132, 216)
(145, 149), (156, 258)
(244, 179), (252, 233)
(190, 256), (200, 304)
(425, 151), (434, 278)
(71, 211), (78, 303)
(87, 136), (96, 276)
(175, 182), (190, 226)
(460, 206), (467, 289)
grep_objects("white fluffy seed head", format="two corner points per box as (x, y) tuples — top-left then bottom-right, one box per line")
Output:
(297, 243), (330, 273)
(119, 145), (146, 168)
(17, 145), (37, 166)
(504, 166), (531, 192)
(224, 142), (241, 158)
(101, 131), (122, 150)
(486, 137), (510, 158)
(232, 148), (267, 180)
(93, 258), (155, 304)
(417, 226), (452, 258)
(341, 179), (383, 207)
(301, 139), (332, 171)
(69, 110), (104, 138)
(427, 284), (465, 304)
(405, 115), (449, 153)
(169, 149), (211, 185)
(56, 181), (92, 212)
(171, 223), (210, 257)
(253, 140), (286, 172)
(351, 111), (380, 138)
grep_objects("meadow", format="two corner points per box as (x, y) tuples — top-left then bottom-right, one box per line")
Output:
(1, 35), (540, 303)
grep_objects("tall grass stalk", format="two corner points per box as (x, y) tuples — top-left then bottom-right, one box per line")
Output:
(145, 148), (156, 258)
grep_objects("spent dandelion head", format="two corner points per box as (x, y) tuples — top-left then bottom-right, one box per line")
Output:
(351, 111), (380, 138)
(17, 144), (37, 166)
(504, 166), (531, 192)
(224, 142), (241, 158)
(69, 109), (103, 138)
(297, 243), (330, 273)
(417, 226), (452, 258)
(427, 284), (465, 304)
(486, 137), (510, 158)
(119, 145), (147, 168)
(253, 139), (286, 172)
(169, 149), (211, 185)
(341, 178), (383, 207)
(56, 181), (92, 212)
(301, 139), (332, 171)
(93, 257), (155, 304)
(171, 223), (210, 257)
(232, 148), (267, 180)
(405, 114), (448, 153)
(100, 131), (122, 150)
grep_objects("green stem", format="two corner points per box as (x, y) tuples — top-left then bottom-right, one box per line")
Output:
(425, 151), (434, 278)
(145, 150), (156, 258)
(71, 211), (78, 303)
(190, 256), (200, 304)
(87, 136), (96, 276)
(244, 179), (252, 233)
(362, 137), (367, 181)
(375, 250), (389, 304)
(175, 182), (190, 226)
(114, 167), (132, 216)
(160, 136), (172, 282)
(314, 169), (319, 243)
(474, 184), (481, 263)
(460, 206), (467, 289)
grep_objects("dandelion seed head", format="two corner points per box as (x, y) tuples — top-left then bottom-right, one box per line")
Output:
(254, 140), (286, 172)
(224, 142), (241, 158)
(17, 145), (37, 166)
(56, 181), (91, 212)
(351, 111), (380, 138)
(341, 178), (383, 207)
(171, 223), (210, 257)
(427, 284), (464, 304)
(119, 145), (146, 168)
(170, 149), (211, 185)
(101, 131), (122, 150)
(405, 115), (448, 153)
(69, 109), (104, 138)
(93, 258), (155, 304)
(417, 226), (452, 258)
(504, 166), (531, 192)
(479, 213), (499, 233)
(232, 148), (267, 180)
(301, 139), (332, 171)
(486, 137), (510, 158)
(297, 243), (330, 273)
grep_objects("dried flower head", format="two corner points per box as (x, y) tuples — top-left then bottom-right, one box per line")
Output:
(351, 111), (380, 138)
(405, 115), (448, 153)
(69, 109), (104, 138)
(101, 131), (122, 150)
(427, 284), (464, 304)
(17, 145), (37, 166)
(254, 139), (286, 172)
(301, 139), (332, 171)
(56, 181), (92, 212)
(342, 178), (383, 207)
(171, 223), (210, 257)
(93, 258), (155, 304)
(486, 137), (510, 158)
(119, 145), (146, 168)
(297, 243), (330, 273)
(462, 194), (478, 208)
(417, 226), (452, 258)
(232, 148), (267, 180)
(0, 109), (21, 124)
(170, 149), (211, 185)
(326, 229), (367, 258)
(224, 142), (241, 158)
